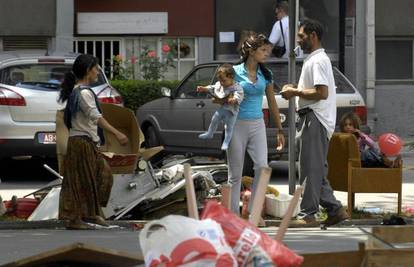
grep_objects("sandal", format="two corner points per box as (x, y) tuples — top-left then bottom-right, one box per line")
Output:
(65, 220), (95, 230)
(83, 216), (109, 227)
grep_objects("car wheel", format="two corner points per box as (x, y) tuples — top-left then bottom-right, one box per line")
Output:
(144, 126), (160, 148)
(143, 126), (165, 167)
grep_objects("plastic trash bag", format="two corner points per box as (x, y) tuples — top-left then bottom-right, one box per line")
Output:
(140, 215), (237, 266)
(201, 201), (303, 267)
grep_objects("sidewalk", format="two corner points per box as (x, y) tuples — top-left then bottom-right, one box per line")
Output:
(269, 151), (414, 214)
(0, 227), (369, 266)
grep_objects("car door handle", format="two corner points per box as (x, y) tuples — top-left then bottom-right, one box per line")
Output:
(196, 101), (205, 108)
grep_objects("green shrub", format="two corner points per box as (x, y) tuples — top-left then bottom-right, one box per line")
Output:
(110, 80), (180, 111)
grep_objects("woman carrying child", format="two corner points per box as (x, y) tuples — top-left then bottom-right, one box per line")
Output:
(227, 31), (285, 215)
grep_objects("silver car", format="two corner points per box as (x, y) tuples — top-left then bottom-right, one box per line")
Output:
(137, 60), (370, 164)
(0, 51), (123, 159)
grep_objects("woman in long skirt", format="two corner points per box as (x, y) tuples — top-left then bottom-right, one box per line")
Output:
(58, 54), (128, 229)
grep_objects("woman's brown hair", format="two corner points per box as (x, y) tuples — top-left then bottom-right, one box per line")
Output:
(237, 31), (273, 82)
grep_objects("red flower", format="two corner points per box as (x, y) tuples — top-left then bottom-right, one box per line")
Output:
(147, 50), (156, 58)
(162, 44), (170, 53)
(130, 56), (137, 64)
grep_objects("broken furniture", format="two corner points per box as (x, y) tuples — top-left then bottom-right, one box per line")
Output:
(327, 133), (402, 216)
(29, 104), (225, 221)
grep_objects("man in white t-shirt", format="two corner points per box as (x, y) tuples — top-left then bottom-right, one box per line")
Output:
(269, 1), (289, 58)
(281, 19), (349, 227)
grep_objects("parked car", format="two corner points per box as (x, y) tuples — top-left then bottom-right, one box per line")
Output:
(137, 59), (369, 163)
(0, 51), (123, 159)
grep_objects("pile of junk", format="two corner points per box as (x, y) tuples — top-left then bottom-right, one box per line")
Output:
(2, 104), (232, 222)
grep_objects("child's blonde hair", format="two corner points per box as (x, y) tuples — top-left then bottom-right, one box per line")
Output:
(339, 112), (361, 132)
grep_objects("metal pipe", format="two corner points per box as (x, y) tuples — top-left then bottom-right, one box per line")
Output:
(288, 0), (298, 195)
(43, 164), (63, 180)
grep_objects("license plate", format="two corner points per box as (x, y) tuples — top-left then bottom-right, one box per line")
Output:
(38, 132), (56, 144)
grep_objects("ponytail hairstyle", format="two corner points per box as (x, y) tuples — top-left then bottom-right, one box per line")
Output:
(237, 31), (273, 82)
(58, 54), (99, 103)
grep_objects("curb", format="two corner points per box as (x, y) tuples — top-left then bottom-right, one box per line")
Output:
(0, 220), (147, 230)
(1, 217), (413, 230)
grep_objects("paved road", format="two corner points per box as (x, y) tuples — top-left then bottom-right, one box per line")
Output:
(0, 226), (368, 266)
(1, 155), (413, 266)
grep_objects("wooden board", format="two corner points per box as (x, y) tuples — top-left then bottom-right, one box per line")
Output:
(301, 250), (363, 267)
(363, 249), (414, 267)
(2, 242), (143, 267)
(372, 225), (414, 244)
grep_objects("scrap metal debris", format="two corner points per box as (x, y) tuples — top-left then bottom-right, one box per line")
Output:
(27, 156), (228, 221)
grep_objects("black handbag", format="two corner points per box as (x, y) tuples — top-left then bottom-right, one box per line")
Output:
(272, 20), (286, 58)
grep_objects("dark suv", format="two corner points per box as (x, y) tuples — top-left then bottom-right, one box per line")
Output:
(137, 60), (369, 161)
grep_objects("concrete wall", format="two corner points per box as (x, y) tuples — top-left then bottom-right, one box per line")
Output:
(197, 37), (214, 64)
(0, 0), (55, 36)
(375, 85), (414, 138)
(51, 0), (74, 53)
(376, 0), (414, 36)
(347, 0), (414, 138)
(75, 0), (215, 37)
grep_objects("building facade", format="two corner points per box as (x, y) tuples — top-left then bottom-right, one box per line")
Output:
(0, 0), (215, 80)
(1, 0), (411, 136)
(344, 0), (414, 137)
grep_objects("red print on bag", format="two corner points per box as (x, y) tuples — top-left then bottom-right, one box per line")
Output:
(149, 238), (235, 267)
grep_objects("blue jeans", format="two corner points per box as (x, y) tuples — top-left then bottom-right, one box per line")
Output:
(199, 108), (237, 150)
(361, 148), (385, 167)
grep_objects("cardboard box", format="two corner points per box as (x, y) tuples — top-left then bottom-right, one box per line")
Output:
(55, 103), (141, 174)
(99, 103), (140, 174)
(265, 193), (301, 218)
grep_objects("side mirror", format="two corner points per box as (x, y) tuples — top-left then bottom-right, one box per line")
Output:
(161, 87), (171, 97)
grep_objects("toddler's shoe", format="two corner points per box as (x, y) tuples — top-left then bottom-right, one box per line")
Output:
(199, 132), (213, 139)
(221, 144), (228, 150)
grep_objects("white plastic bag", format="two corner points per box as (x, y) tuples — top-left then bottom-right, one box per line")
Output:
(139, 215), (237, 267)
(162, 164), (184, 182)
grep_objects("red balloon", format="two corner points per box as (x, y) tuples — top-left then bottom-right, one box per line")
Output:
(378, 133), (402, 156)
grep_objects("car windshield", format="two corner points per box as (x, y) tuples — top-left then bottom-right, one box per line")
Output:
(0, 64), (106, 90)
(268, 63), (355, 94)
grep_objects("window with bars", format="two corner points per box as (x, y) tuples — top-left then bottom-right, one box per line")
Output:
(73, 39), (122, 79)
(74, 37), (197, 80)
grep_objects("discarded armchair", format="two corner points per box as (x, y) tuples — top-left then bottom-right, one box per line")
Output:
(327, 133), (402, 217)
